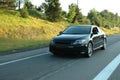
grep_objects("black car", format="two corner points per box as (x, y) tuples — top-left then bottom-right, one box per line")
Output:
(49, 25), (107, 57)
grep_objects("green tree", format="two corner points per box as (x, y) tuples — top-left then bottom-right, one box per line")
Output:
(36, 6), (43, 12)
(20, 6), (29, 18)
(72, 5), (83, 24)
(87, 9), (102, 26)
(24, 0), (33, 9)
(87, 9), (120, 28)
(115, 13), (119, 27)
(40, 2), (47, 12)
(0, 0), (16, 9)
(82, 16), (91, 24)
(62, 11), (67, 18)
(67, 3), (77, 22)
(100, 10), (117, 28)
(41, 0), (63, 22)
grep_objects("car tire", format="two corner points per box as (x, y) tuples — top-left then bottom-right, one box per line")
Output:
(101, 39), (107, 50)
(85, 42), (93, 58)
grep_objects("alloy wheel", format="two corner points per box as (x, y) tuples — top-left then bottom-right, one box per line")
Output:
(86, 43), (93, 57)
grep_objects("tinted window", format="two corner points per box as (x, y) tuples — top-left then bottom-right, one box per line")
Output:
(63, 26), (91, 34)
(92, 27), (99, 33)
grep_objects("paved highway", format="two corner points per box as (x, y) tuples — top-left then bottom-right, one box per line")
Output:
(0, 34), (120, 80)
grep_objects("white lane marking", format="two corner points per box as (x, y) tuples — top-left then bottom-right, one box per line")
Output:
(93, 54), (120, 80)
(0, 52), (49, 66)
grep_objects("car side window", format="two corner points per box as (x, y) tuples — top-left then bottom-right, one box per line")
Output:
(92, 27), (99, 34)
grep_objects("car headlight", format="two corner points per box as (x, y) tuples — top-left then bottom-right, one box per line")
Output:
(72, 39), (87, 45)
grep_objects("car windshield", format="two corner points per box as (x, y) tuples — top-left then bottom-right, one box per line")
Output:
(63, 26), (91, 34)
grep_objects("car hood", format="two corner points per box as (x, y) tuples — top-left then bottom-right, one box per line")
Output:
(53, 34), (89, 41)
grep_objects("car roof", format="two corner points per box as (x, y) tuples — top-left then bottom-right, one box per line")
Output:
(69, 25), (98, 28)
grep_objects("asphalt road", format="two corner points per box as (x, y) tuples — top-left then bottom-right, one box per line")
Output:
(0, 34), (120, 80)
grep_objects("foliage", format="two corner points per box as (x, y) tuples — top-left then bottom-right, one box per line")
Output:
(67, 3), (77, 22)
(62, 11), (67, 19)
(41, 0), (63, 22)
(0, 10), (69, 52)
(0, 10), (68, 40)
(0, 0), (16, 9)
(0, 39), (50, 52)
(36, 6), (43, 12)
(87, 9), (102, 26)
(71, 5), (83, 24)
(67, 3), (84, 24)
(100, 10), (120, 28)
(87, 9), (120, 28)
(28, 9), (46, 19)
(0, 9), (120, 53)
(81, 16), (91, 24)
(20, 6), (29, 18)
(24, 0), (34, 9)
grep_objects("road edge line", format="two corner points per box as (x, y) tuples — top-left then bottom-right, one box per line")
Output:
(0, 52), (49, 66)
(93, 54), (120, 80)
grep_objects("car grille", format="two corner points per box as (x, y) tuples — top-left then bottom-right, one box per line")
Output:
(55, 41), (73, 45)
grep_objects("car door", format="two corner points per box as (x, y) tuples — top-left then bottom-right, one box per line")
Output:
(97, 27), (105, 46)
(92, 27), (101, 49)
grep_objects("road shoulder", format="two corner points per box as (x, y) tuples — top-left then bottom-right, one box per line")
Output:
(0, 47), (49, 63)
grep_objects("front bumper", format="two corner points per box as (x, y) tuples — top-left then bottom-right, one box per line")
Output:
(49, 44), (88, 54)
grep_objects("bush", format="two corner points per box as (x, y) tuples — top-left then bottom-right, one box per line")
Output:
(28, 9), (46, 19)
(20, 6), (29, 18)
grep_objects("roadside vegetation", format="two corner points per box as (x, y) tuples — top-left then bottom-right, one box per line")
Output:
(0, 0), (120, 53)
(0, 10), (69, 52)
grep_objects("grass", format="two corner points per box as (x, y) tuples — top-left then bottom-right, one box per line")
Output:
(0, 10), (68, 53)
(0, 39), (50, 52)
(0, 10), (120, 53)
(101, 27), (120, 35)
